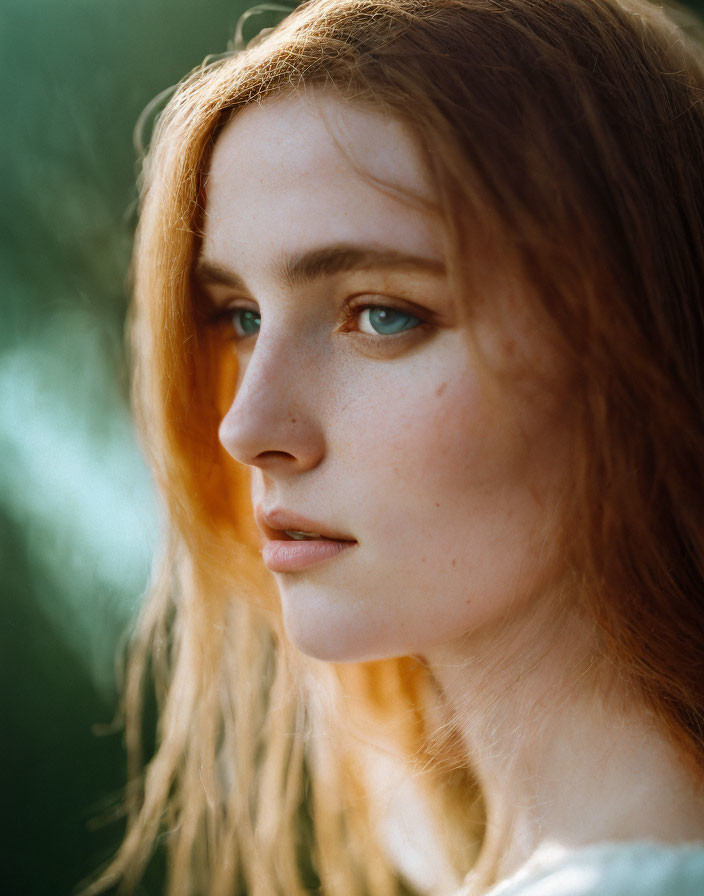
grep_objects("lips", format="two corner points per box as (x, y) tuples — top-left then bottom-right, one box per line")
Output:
(255, 506), (356, 544)
(255, 506), (357, 572)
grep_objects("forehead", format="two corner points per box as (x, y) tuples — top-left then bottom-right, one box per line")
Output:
(202, 88), (445, 271)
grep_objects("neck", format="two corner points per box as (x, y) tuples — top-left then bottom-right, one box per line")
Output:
(423, 592), (704, 889)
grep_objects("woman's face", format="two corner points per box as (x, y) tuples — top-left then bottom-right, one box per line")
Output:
(201, 89), (570, 662)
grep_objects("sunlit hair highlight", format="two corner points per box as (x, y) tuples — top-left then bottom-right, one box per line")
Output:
(88, 1), (704, 894)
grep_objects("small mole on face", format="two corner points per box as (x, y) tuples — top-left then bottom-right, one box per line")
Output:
(452, 558), (457, 568)
(503, 338), (517, 358)
(290, 417), (297, 424)
(435, 381), (447, 397)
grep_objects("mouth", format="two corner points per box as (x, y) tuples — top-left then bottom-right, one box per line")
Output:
(280, 529), (350, 542)
(283, 529), (331, 540)
(255, 507), (357, 572)
(255, 506), (356, 544)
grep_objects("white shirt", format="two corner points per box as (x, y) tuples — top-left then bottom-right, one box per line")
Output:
(456, 841), (704, 896)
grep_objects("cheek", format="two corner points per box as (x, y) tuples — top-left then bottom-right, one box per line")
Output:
(330, 355), (497, 529)
(328, 349), (565, 606)
(334, 356), (521, 505)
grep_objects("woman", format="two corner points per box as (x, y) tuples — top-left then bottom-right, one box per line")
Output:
(94, 0), (704, 894)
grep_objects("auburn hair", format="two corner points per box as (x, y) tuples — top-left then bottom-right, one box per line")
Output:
(88, 1), (704, 894)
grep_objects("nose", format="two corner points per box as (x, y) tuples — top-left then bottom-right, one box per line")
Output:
(218, 333), (326, 475)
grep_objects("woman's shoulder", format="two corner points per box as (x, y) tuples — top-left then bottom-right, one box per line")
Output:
(458, 841), (704, 896)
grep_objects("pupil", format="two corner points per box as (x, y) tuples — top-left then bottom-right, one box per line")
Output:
(369, 308), (417, 335)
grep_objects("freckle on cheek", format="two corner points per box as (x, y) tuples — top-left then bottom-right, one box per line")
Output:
(452, 558), (457, 568)
(435, 381), (447, 397)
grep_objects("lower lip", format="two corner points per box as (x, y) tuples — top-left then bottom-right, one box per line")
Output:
(262, 539), (356, 572)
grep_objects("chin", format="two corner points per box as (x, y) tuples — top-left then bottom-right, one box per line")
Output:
(286, 627), (388, 663)
(282, 608), (406, 664)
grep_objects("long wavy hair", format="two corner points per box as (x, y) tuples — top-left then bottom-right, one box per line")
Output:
(89, 1), (704, 894)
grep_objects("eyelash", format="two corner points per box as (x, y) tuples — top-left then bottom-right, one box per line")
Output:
(216, 297), (432, 343)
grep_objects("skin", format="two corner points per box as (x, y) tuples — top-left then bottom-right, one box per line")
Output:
(203, 88), (570, 665)
(202, 89), (704, 886)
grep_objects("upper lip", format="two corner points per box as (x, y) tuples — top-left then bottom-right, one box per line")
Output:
(255, 506), (356, 542)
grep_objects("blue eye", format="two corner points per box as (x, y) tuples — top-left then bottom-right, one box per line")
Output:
(358, 307), (422, 336)
(232, 308), (261, 337)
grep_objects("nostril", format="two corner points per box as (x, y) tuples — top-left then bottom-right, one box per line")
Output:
(255, 450), (297, 462)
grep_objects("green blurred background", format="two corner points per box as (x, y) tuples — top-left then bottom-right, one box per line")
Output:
(1, 1), (290, 893)
(2, 1), (703, 894)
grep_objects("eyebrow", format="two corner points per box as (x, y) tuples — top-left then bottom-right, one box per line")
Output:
(194, 243), (446, 294)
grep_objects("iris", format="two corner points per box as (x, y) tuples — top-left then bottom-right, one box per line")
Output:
(233, 309), (261, 336)
(362, 307), (421, 335)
